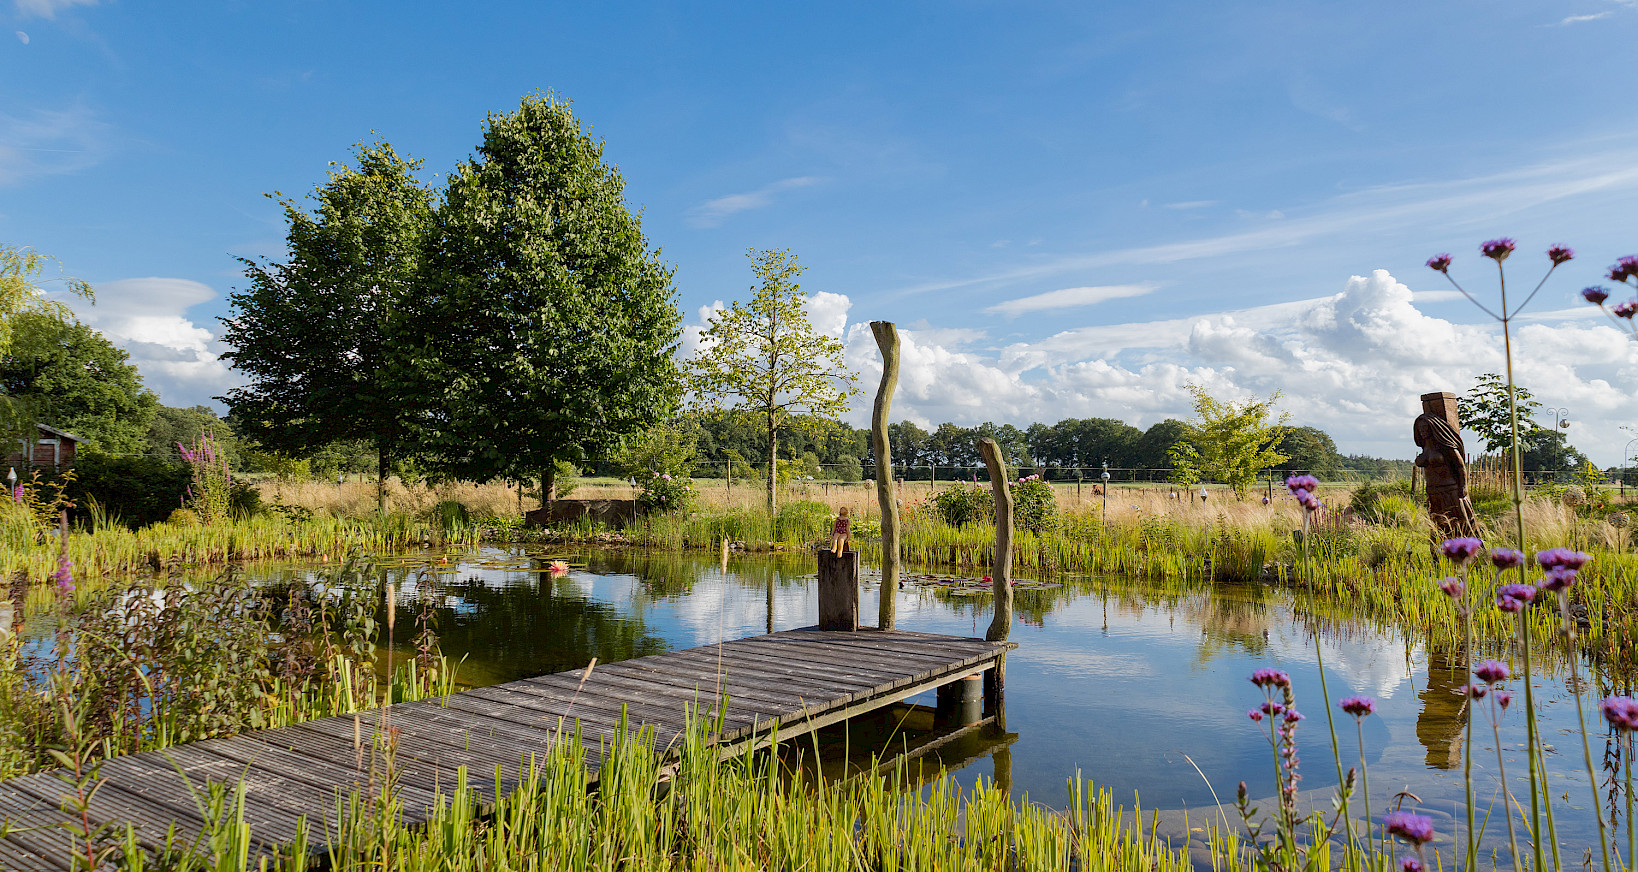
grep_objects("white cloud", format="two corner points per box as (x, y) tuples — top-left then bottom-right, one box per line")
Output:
(805, 291), (850, 338)
(14, 30), (28, 43)
(65, 278), (241, 409)
(1559, 11), (1612, 24)
(13, 0), (98, 18)
(685, 176), (822, 228)
(1163, 200), (1218, 210)
(984, 283), (1159, 318)
(837, 270), (1638, 465)
(0, 104), (114, 185)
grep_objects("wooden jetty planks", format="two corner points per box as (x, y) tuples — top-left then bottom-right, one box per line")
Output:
(0, 628), (1013, 868)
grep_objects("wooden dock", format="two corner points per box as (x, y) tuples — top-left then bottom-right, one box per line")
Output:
(0, 628), (1013, 869)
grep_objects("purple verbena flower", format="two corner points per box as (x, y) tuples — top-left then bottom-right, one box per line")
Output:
(1437, 577), (1465, 600)
(1537, 547), (1591, 571)
(1496, 583), (1536, 612)
(1283, 709), (1304, 724)
(1261, 701), (1286, 716)
(1481, 239), (1516, 262)
(1584, 286), (1612, 305)
(1610, 256), (1638, 284)
(1384, 811), (1435, 845)
(1473, 659), (1511, 684)
(1340, 695), (1376, 718)
(1440, 537), (1484, 564)
(1427, 254), (1453, 273)
(1467, 683), (1488, 699)
(1615, 300), (1638, 319)
(1538, 568), (1577, 593)
(1496, 691), (1514, 711)
(1295, 490), (1321, 512)
(1600, 696), (1638, 732)
(1248, 709), (1264, 723)
(1548, 245), (1574, 266)
(1489, 547), (1525, 570)
(1285, 474), (1319, 494)
(1250, 668), (1291, 689)
(1401, 858), (1425, 872)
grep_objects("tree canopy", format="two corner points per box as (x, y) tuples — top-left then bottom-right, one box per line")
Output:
(405, 93), (682, 501)
(0, 245), (93, 439)
(1168, 384), (1291, 496)
(222, 141), (434, 507)
(0, 311), (157, 454)
(686, 249), (858, 511)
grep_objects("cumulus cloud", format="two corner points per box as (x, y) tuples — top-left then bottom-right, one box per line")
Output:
(68, 278), (241, 409)
(831, 270), (1638, 464)
(984, 283), (1158, 318)
(685, 176), (822, 228)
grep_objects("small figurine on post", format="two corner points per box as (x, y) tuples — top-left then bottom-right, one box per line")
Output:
(829, 506), (852, 555)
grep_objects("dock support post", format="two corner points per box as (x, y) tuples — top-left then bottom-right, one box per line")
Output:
(936, 674), (983, 727)
(983, 658), (1007, 728)
(817, 549), (860, 631)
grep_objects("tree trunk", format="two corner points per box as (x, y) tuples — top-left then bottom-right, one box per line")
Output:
(376, 442), (389, 515)
(979, 437), (1014, 642)
(766, 416), (778, 515)
(871, 321), (901, 630)
(541, 465), (556, 511)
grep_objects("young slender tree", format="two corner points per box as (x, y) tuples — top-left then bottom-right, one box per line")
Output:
(0, 245), (92, 438)
(403, 93), (682, 504)
(221, 141), (433, 510)
(1168, 383), (1291, 497)
(687, 249), (859, 512)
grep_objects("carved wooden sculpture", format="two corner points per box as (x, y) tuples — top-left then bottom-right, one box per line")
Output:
(1413, 391), (1480, 538)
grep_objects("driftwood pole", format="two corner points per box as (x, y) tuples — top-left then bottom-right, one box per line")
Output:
(871, 321), (901, 630)
(978, 438), (1013, 642)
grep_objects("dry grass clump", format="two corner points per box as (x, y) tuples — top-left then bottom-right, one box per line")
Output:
(259, 477), (524, 519)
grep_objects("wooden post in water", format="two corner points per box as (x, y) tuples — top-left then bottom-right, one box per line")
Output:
(978, 438), (1013, 642)
(817, 549), (860, 631)
(871, 321), (901, 630)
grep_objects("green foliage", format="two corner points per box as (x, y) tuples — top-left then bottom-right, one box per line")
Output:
(179, 432), (233, 525)
(774, 499), (833, 543)
(406, 94), (682, 496)
(0, 245), (90, 362)
(1461, 372), (1570, 467)
(145, 405), (241, 466)
(0, 312), (158, 454)
(65, 454), (190, 528)
(1346, 480), (1418, 526)
(832, 455), (863, 482)
(610, 420), (698, 479)
(686, 249), (859, 511)
(1013, 474), (1058, 533)
(932, 483), (992, 527)
(223, 141), (433, 493)
(1275, 426), (1342, 478)
(637, 472), (694, 515)
(1168, 384), (1290, 497)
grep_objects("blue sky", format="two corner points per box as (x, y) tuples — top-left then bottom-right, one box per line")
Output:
(6, 1), (1638, 463)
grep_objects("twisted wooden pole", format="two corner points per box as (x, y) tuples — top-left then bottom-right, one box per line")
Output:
(978, 438), (1013, 642)
(871, 321), (900, 630)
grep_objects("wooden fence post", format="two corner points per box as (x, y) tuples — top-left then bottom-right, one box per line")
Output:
(871, 321), (901, 631)
(817, 549), (860, 631)
(978, 438), (1013, 642)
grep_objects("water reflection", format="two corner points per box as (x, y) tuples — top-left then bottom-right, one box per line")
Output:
(1416, 650), (1469, 770)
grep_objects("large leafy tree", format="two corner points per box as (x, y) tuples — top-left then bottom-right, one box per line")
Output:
(0, 312), (157, 454)
(406, 94), (682, 502)
(1168, 384), (1291, 496)
(221, 142), (433, 509)
(0, 245), (92, 437)
(687, 249), (859, 511)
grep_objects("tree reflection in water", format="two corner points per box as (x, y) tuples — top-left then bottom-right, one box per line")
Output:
(1416, 649), (1468, 769)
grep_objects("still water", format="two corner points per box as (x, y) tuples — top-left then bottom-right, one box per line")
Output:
(256, 547), (1618, 861)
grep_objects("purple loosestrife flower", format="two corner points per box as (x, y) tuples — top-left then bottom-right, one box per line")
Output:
(10, 483), (21, 504)
(1538, 568), (1578, 593)
(1250, 668), (1291, 689)
(1285, 474), (1319, 494)
(1385, 811), (1436, 845)
(1584, 286), (1612, 305)
(1548, 245), (1574, 265)
(1600, 696), (1638, 732)
(1537, 547), (1591, 571)
(1427, 254), (1453, 273)
(1474, 660), (1511, 683)
(1481, 238), (1516, 262)
(1437, 577), (1465, 599)
(52, 557), (73, 594)
(1615, 300), (1638, 319)
(1489, 547), (1525, 570)
(1440, 537), (1484, 564)
(1340, 696), (1376, 718)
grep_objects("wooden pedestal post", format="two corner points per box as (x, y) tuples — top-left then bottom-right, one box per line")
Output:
(817, 549), (860, 631)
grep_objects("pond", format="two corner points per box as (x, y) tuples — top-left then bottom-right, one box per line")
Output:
(78, 548), (1638, 862)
